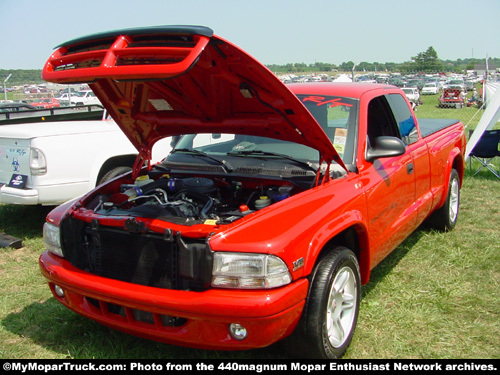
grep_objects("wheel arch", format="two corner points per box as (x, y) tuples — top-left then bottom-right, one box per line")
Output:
(95, 154), (137, 186)
(451, 151), (465, 186)
(311, 223), (371, 285)
(435, 148), (464, 210)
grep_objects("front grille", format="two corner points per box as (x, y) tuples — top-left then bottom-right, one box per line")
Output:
(87, 227), (178, 289)
(60, 217), (212, 291)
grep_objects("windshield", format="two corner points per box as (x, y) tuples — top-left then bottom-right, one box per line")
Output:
(163, 94), (358, 171)
(173, 134), (320, 162)
(298, 94), (358, 165)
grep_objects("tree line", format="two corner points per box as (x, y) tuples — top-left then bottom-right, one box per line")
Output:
(0, 69), (44, 87)
(267, 47), (499, 75)
(1, 47), (498, 86)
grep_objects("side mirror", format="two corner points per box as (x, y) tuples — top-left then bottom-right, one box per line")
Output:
(366, 136), (406, 162)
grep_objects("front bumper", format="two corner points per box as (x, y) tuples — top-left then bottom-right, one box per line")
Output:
(39, 251), (308, 350)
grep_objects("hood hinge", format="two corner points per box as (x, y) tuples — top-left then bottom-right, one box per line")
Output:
(315, 157), (332, 186)
(132, 149), (152, 180)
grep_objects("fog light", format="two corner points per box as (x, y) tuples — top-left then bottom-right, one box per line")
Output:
(229, 323), (247, 340)
(54, 285), (65, 298)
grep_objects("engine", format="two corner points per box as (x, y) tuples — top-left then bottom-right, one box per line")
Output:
(91, 175), (297, 224)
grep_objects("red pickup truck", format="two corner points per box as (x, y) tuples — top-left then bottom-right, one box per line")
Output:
(39, 26), (466, 359)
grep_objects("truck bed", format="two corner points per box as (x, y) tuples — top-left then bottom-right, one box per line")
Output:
(418, 118), (460, 138)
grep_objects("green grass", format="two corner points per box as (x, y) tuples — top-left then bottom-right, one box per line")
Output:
(1, 92), (499, 359)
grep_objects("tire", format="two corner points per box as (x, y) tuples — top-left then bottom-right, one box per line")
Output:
(426, 168), (460, 231)
(98, 166), (132, 185)
(286, 247), (360, 359)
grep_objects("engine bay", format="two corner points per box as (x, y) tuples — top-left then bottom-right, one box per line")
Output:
(87, 172), (307, 225)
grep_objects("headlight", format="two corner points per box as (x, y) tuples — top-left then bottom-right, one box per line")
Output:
(212, 252), (291, 289)
(43, 222), (63, 257)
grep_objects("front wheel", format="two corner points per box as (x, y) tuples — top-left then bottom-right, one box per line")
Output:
(286, 247), (360, 359)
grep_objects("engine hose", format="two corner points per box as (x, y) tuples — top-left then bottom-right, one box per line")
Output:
(141, 179), (170, 195)
(201, 197), (214, 219)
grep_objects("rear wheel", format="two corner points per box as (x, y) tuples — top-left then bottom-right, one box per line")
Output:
(286, 247), (360, 359)
(427, 168), (460, 231)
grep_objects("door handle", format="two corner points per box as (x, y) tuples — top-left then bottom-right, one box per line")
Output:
(407, 163), (414, 175)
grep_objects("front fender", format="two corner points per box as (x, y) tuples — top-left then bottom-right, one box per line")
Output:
(209, 174), (370, 282)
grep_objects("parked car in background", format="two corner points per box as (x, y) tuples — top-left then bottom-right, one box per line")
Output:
(439, 88), (464, 108)
(77, 90), (102, 106)
(55, 92), (83, 106)
(402, 87), (420, 107)
(31, 98), (61, 109)
(464, 79), (475, 91)
(445, 79), (465, 92)
(406, 79), (425, 90)
(388, 77), (405, 87)
(421, 82), (439, 95)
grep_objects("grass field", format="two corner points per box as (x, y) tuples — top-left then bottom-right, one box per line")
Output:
(0, 91), (499, 359)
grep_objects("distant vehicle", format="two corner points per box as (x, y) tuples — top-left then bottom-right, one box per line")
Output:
(0, 113), (172, 206)
(31, 98), (61, 109)
(445, 79), (465, 92)
(464, 80), (475, 91)
(77, 90), (102, 106)
(55, 92), (84, 106)
(402, 87), (420, 105)
(439, 88), (463, 108)
(406, 79), (425, 90)
(388, 77), (404, 87)
(421, 83), (439, 95)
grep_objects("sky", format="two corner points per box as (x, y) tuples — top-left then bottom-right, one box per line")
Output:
(1, 0), (499, 70)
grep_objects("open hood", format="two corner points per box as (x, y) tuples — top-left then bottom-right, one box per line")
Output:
(42, 26), (344, 174)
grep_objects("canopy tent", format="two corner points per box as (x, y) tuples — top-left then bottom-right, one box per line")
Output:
(465, 81), (500, 159)
(332, 74), (352, 82)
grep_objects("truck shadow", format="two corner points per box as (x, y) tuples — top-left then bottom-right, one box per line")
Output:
(0, 204), (52, 239)
(360, 226), (428, 298)
(1, 298), (287, 359)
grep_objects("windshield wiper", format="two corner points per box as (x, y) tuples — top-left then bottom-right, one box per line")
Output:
(169, 148), (234, 172)
(227, 150), (317, 172)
